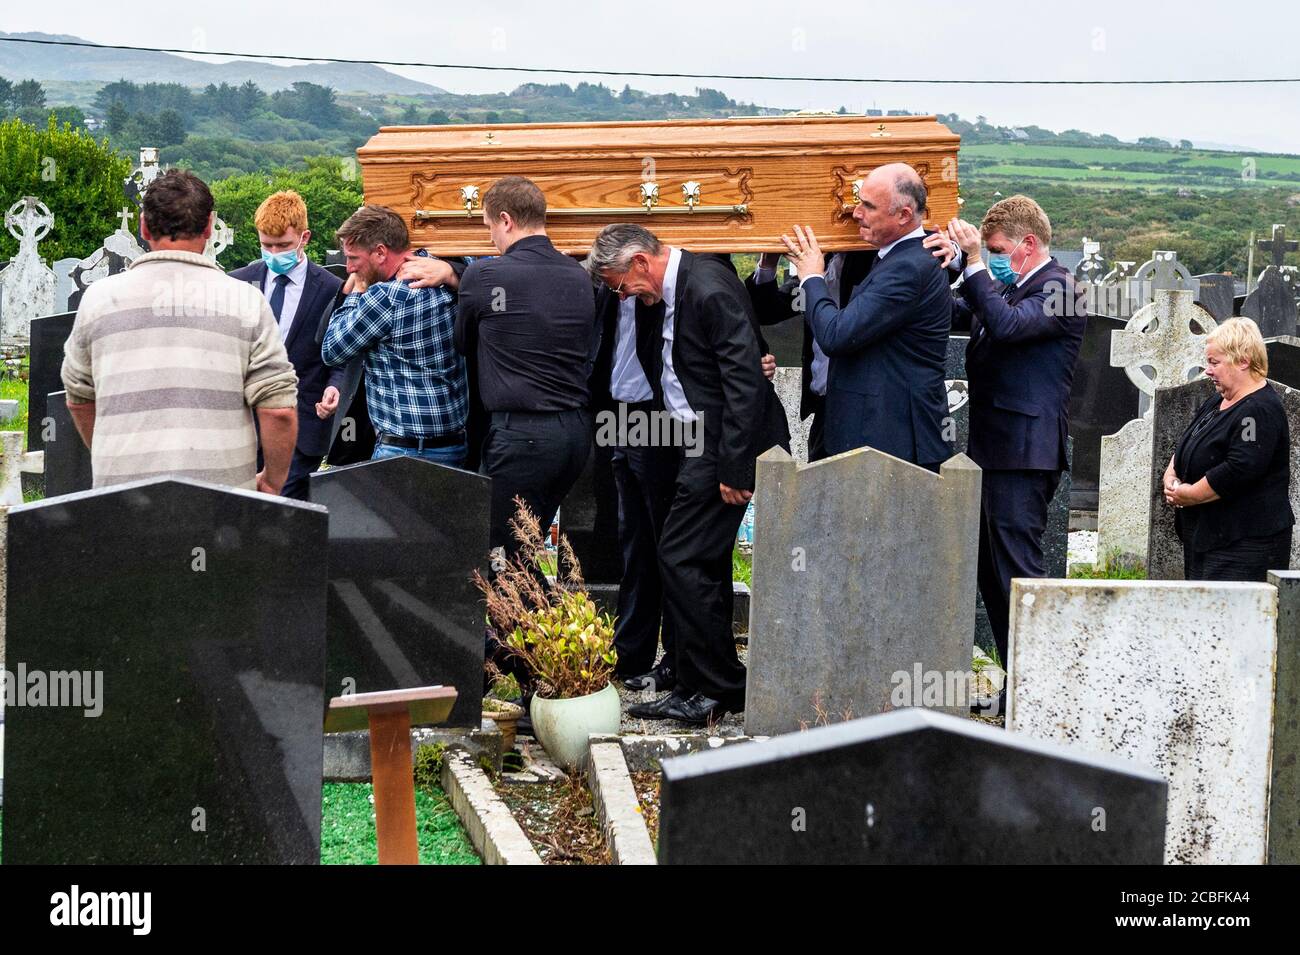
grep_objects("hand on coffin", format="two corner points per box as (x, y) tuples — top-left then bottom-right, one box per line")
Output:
(399, 254), (459, 290)
(316, 385), (340, 420)
(720, 483), (753, 506)
(947, 218), (983, 263)
(761, 353), (776, 380)
(780, 225), (825, 281)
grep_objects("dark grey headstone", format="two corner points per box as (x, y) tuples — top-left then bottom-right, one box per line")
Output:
(559, 442), (620, 585)
(1266, 337), (1300, 389)
(1, 478), (328, 863)
(310, 456), (489, 726)
(1268, 570), (1300, 864)
(658, 709), (1168, 864)
(1242, 267), (1299, 339)
(26, 311), (75, 452)
(1148, 376), (1300, 578)
(43, 391), (93, 496)
(1193, 273), (1236, 323)
(1068, 315), (1141, 510)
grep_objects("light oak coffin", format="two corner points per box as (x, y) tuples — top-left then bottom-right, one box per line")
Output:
(358, 115), (961, 256)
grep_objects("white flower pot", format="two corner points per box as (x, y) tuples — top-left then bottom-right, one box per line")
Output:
(529, 683), (621, 771)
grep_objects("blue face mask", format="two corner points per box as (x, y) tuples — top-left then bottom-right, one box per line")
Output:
(261, 240), (302, 275)
(987, 238), (1025, 285)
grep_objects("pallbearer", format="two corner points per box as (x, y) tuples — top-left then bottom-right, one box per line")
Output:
(588, 224), (789, 725)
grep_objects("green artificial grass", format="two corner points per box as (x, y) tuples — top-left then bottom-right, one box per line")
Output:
(320, 782), (481, 865)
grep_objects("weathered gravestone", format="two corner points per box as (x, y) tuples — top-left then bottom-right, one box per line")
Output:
(1266, 336), (1300, 384)
(1008, 578), (1277, 865)
(745, 447), (981, 736)
(1066, 315), (1140, 510)
(1147, 375), (1300, 578)
(1243, 224), (1299, 338)
(67, 209), (145, 310)
(771, 366), (809, 463)
(52, 257), (79, 314)
(309, 456), (489, 727)
(657, 708), (1167, 864)
(0, 197), (56, 344)
(1267, 570), (1300, 865)
(0, 431), (43, 506)
(26, 311), (75, 452)
(43, 391), (93, 497)
(1, 477), (329, 863)
(1097, 288), (1215, 566)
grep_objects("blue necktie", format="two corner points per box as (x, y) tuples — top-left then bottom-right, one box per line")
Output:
(269, 273), (290, 324)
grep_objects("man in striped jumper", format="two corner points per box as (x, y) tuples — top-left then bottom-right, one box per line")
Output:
(61, 170), (299, 493)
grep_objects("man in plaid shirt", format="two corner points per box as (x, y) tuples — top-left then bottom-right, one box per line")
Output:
(323, 205), (469, 468)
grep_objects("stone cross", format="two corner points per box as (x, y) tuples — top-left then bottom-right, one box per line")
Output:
(123, 146), (162, 211)
(203, 216), (234, 264)
(1126, 250), (1200, 312)
(1075, 237), (1106, 285)
(0, 431), (44, 506)
(0, 197), (57, 344)
(1258, 223), (1297, 270)
(117, 206), (134, 234)
(1111, 287), (1217, 403)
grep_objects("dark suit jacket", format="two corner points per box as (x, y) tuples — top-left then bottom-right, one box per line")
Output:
(745, 251), (877, 420)
(950, 257), (1086, 471)
(640, 251), (790, 491)
(590, 284), (665, 415)
(803, 236), (953, 464)
(230, 259), (347, 457)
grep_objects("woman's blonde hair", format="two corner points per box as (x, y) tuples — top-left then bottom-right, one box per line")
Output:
(1206, 317), (1268, 379)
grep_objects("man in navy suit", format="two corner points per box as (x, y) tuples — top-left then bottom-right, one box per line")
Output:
(230, 190), (348, 499)
(926, 196), (1086, 672)
(779, 163), (953, 468)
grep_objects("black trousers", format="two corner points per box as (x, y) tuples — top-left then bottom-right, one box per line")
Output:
(658, 452), (748, 704)
(610, 411), (681, 674)
(807, 393), (829, 463)
(281, 448), (325, 501)
(483, 408), (593, 556)
(1184, 527), (1292, 582)
(977, 468), (1061, 666)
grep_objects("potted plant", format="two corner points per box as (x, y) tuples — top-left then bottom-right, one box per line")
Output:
(481, 696), (525, 750)
(474, 499), (620, 771)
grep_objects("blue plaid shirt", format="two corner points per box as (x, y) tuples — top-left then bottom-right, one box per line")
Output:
(322, 267), (468, 439)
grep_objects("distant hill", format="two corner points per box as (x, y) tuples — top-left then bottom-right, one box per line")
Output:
(0, 32), (445, 95)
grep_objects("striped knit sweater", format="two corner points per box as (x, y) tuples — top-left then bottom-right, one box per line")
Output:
(61, 250), (298, 490)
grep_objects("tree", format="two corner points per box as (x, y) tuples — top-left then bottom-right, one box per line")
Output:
(156, 109), (187, 147)
(1179, 139), (1194, 150)
(425, 109), (452, 125)
(401, 103), (421, 124)
(0, 115), (132, 263)
(693, 87), (730, 109)
(13, 79), (46, 110)
(236, 80), (264, 119)
(0, 78), (15, 113)
(105, 100), (129, 135)
(209, 156), (365, 268)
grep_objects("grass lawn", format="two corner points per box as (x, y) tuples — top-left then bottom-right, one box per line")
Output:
(320, 781), (480, 865)
(0, 375), (28, 437)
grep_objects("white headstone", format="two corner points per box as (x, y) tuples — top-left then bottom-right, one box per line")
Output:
(771, 367), (809, 464)
(0, 197), (57, 344)
(1096, 415), (1153, 567)
(1008, 578), (1277, 865)
(52, 257), (79, 313)
(203, 216), (234, 265)
(0, 431), (44, 506)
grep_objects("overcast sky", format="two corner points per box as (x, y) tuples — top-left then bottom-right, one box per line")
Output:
(8, 0), (1299, 152)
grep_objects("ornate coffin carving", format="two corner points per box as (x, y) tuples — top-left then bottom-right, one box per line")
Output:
(358, 115), (961, 256)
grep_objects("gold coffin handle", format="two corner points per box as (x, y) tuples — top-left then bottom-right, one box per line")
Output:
(416, 204), (748, 220)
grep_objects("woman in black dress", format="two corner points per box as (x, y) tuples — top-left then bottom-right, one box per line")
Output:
(1163, 317), (1293, 581)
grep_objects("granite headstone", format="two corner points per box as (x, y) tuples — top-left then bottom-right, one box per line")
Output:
(1193, 273), (1236, 323)
(309, 456), (489, 727)
(1267, 570), (1300, 865)
(43, 390), (93, 496)
(1, 477), (329, 863)
(658, 708), (1168, 864)
(26, 311), (75, 452)
(1242, 267), (1299, 339)
(1067, 315), (1140, 510)
(746, 447), (981, 736)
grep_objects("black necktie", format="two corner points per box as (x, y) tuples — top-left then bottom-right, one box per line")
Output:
(269, 273), (290, 324)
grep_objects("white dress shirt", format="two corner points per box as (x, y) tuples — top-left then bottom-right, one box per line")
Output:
(610, 296), (653, 403)
(262, 252), (310, 339)
(659, 247), (697, 423)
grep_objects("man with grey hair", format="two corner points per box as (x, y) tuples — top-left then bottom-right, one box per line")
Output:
(780, 162), (953, 469)
(588, 223), (789, 725)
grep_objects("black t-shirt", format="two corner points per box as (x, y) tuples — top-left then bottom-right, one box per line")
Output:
(454, 234), (597, 413)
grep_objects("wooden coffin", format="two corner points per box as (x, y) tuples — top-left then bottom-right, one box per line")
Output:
(357, 115), (961, 256)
